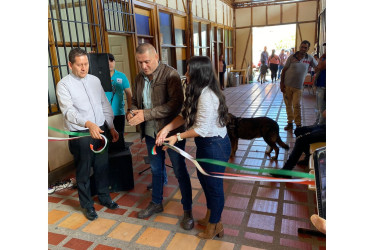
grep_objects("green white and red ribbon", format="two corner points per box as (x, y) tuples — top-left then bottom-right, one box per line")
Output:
(157, 143), (314, 185)
(48, 126), (108, 153)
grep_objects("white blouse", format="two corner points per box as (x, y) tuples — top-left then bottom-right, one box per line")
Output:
(191, 87), (227, 138)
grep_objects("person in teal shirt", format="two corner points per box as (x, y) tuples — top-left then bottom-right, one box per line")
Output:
(105, 54), (132, 152)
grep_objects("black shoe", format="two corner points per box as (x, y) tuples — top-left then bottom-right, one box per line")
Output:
(147, 183), (152, 190)
(84, 207), (98, 220)
(284, 123), (293, 131)
(101, 200), (119, 210)
(138, 202), (163, 219)
(181, 210), (194, 230)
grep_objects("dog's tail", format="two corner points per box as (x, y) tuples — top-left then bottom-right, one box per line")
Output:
(276, 136), (290, 150)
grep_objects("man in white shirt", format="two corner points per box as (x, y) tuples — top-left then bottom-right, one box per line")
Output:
(56, 48), (120, 220)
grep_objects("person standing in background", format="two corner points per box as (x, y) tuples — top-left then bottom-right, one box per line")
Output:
(218, 54), (226, 90)
(278, 49), (288, 80)
(105, 53), (132, 150)
(268, 49), (280, 83)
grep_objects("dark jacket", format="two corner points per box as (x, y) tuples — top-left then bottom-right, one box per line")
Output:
(131, 62), (185, 139)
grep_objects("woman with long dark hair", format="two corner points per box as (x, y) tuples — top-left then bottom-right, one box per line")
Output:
(268, 49), (280, 83)
(155, 56), (231, 239)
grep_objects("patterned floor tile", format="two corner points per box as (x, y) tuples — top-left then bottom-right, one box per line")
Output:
(108, 222), (142, 242)
(221, 209), (245, 226)
(48, 232), (67, 245)
(48, 209), (69, 224)
(63, 238), (93, 250)
(58, 213), (87, 230)
(252, 199), (278, 214)
(135, 227), (170, 248)
(224, 195), (250, 210)
(166, 233), (200, 250)
(93, 244), (122, 250)
(244, 231), (273, 243)
(163, 201), (184, 216)
(154, 215), (179, 225)
(282, 202), (310, 219)
(202, 239), (235, 250)
(281, 218), (311, 236)
(82, 218), (116, 235)
(247, 213), (276, 231)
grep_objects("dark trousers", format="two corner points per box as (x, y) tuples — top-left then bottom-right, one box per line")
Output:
(110, 115), (126, 152)
(283, 124), (326, 170)
(219, 72), (225, 89)
(145, 135), (192, 210)
(269, 63), (278, 82)
(195, 134), (231, 223)
(68, 124), (111, 209)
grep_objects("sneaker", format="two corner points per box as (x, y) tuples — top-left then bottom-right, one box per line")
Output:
(284, 123), (293, 131)
(138, 202), (163, 219)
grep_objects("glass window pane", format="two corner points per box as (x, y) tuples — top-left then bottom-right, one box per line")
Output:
(225, 29), (228, 46)
(225, 49), (228, 64)
(193, 22), (199, 47)
(176, 48), (186, 76)
(217, 28), (222, 42)
(161, 47), (172, 66)
(48, 68), (57, 105)
(175, 29), (185, 46)
(229, 48), (233, 65)
(138, 37), (153, 45)
(194, 48), (200, 56)
(174, 16), (186, 46)
(229, 30), (232, 46)
(201, 23), (207, 47)
(136, 13), (150, 35)
(202, 48), (207, 56)
(160, 12), (172, 44)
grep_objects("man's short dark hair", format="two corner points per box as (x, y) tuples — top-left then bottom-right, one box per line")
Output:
(301, 40), (311, 48)
(69, 48), (87, 64)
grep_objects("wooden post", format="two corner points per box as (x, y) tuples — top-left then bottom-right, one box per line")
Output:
(187, 0), (194, 57)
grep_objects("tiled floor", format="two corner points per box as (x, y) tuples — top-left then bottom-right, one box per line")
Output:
(48, 82), (326, 250)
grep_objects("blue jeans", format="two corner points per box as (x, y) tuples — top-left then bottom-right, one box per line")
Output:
(278, 65), (284, 79)
(145, 135), (192, 210)
(195, 134), (231, 223)
(315, 87), (326, 125)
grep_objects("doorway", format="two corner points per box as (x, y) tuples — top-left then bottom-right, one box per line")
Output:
(252, 24), (296, 81)
(108, 34), (136, 132)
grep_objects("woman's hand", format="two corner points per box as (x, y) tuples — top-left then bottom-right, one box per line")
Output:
(155, 127), (170, 146)
(162, 135), (177, 150)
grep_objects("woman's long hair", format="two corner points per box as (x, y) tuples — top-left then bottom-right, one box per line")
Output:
(182, 56), (229, 129)
(270, 49), (276, 58)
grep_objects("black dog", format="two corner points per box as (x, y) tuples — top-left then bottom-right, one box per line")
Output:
(226, 113), (289, 160)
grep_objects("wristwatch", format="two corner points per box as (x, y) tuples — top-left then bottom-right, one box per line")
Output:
(176, 133), (183, 141)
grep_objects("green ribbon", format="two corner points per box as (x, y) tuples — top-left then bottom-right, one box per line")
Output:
(48, 126), (91, 137)
(196, 158), (314, 179)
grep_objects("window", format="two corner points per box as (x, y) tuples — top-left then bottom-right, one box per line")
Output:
(159, 12), (187, 76)
(102, 0), (135, 34)
(135, 7), (154, 45)
(225, 29), (233, 65)
(48, 0), (135, 116)
(48, 0), (105, 115)
(193, 22), (210, 57)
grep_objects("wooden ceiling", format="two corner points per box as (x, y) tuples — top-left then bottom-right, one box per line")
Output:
(232, 0), (316, 8)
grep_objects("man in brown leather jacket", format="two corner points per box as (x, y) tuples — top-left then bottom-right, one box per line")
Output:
(127, 43), (194, 230)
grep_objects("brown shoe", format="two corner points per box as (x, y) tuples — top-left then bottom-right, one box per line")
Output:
(137, 202), (163, 219)
(197, 222), (224, 239)
(284, 123), (293, 131)
(181, 210), (194, 230)
(197, 209), (211, 226)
